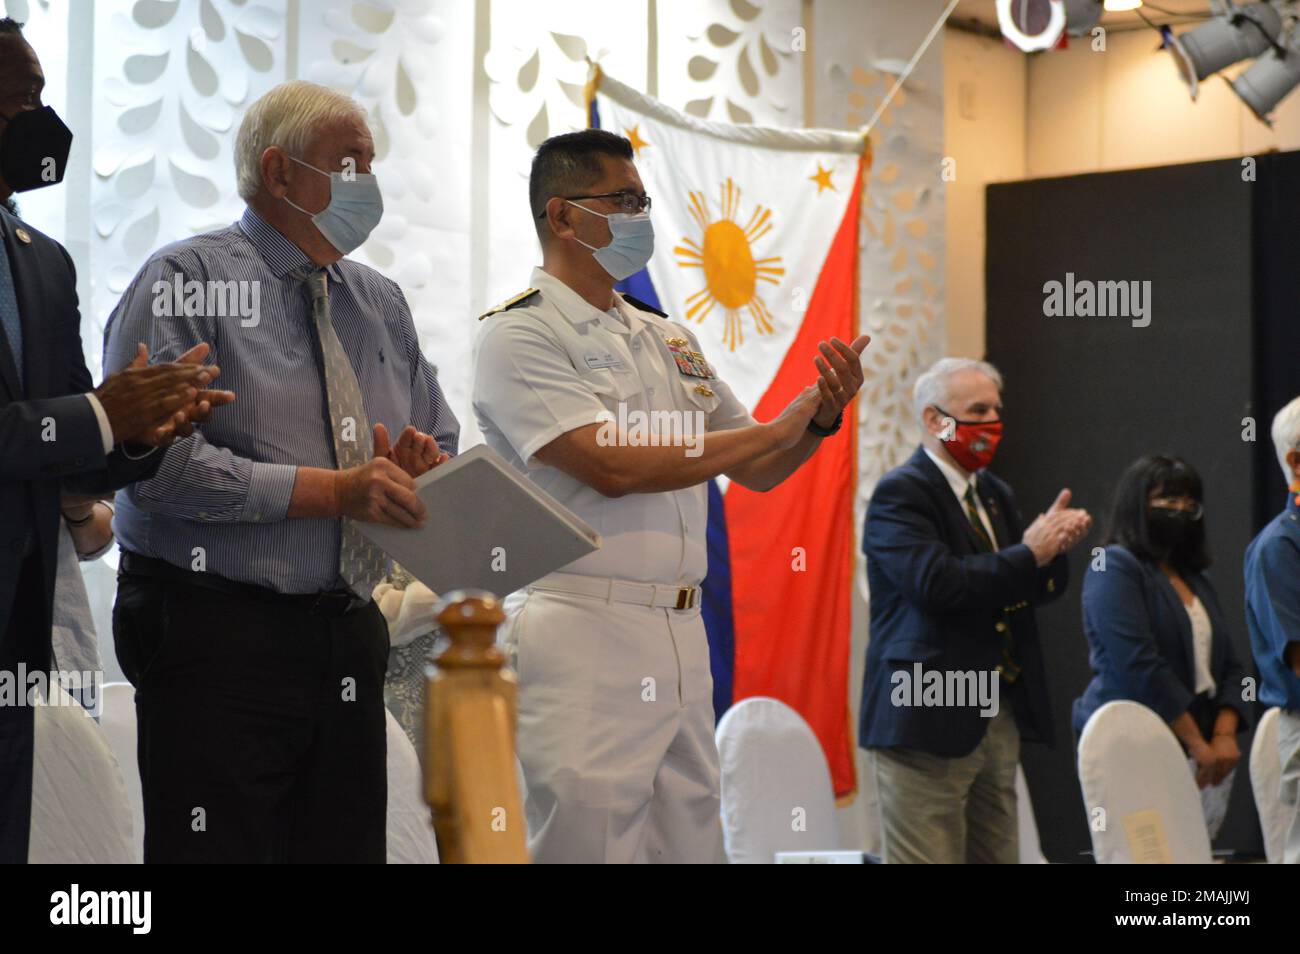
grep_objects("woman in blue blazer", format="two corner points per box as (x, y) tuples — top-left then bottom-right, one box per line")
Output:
(1074, 455), (1249, 812)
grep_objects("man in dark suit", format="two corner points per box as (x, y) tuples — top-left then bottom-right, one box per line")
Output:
(860, 357), (1091, 863)
(0, 17), (233, 863)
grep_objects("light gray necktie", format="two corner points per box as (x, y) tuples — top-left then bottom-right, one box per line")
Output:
(296, 267), (386, 599)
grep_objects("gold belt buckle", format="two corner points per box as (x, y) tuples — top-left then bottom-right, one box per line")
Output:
(675, 587), (696, 610)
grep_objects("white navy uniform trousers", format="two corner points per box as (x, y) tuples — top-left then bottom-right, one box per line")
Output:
(472, 266), (755, 863)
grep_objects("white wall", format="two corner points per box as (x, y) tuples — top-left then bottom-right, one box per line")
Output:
(1028, 24), (1300, 178)
(943, 28), (1026, 363)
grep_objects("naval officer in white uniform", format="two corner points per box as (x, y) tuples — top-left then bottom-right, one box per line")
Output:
(472, 129), (869, 863)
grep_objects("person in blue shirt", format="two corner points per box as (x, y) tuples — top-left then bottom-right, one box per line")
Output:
(103, 81), (458, 863)
(1245, 396), (1300, 863)
(1075, 454), (1249, 838)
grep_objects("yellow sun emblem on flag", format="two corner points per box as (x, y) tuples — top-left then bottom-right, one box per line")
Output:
(674, 178), (785, 351)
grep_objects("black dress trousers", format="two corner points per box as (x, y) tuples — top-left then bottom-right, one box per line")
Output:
(113, 565), (390, 863)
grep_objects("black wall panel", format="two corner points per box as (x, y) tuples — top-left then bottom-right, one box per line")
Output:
(986, 156), (1264, 861)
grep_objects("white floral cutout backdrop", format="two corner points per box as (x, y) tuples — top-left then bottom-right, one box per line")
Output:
(8, 0), (947, 852)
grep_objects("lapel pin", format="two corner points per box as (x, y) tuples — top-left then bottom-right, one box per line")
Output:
(15, 227), (32, 244)
(694, 384), (714, 397)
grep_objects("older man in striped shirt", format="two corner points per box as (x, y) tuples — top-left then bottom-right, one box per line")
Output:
(103, 81), (458, 863)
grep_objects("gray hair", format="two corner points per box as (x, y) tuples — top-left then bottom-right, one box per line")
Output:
(234, 81), (367, 201)
(912, 357), (1003, 421)
(1271, 395), (1300, 482)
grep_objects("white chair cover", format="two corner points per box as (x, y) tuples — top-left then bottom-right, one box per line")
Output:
(1016, 764), (1047, 863)
(715, 696), (839, 863)
(1250, 706), (1286, 863)
(1077, 700), (1211, 864)
(97, 682), (145, 863)
(386, 708), (440, 864)
(29, 683), (135, 864)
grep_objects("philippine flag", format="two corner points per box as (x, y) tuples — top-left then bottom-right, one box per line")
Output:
(592, 69), (865, 797)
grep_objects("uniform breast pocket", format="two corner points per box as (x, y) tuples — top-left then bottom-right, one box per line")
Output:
(580, 366), (644, 406)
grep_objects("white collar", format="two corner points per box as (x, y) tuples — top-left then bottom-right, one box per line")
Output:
(924, 446), (977, 501)
(529, 266), (606, 326)
(527, 266), (653, 339)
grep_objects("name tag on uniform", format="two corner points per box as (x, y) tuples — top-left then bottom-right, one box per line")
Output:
(663, 338), (715, 379)
(584, 352), (625, 371)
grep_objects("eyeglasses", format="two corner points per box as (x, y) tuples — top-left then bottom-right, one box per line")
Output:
(535, 191), (652, 218)
(1149, 497), (1204, 520)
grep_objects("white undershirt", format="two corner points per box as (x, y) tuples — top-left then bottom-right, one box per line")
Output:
(1186, 595), (1216, 696)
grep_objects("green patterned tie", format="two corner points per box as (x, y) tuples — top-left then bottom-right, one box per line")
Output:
(297, 267), (386, 599)
(962, 483), (994, 552)
(964, 483), (1019, 682)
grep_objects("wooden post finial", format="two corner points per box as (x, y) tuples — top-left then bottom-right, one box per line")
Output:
(424, 589), (529, 863)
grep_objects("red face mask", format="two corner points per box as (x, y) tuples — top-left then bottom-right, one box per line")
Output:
(934, 406), (1003, 472)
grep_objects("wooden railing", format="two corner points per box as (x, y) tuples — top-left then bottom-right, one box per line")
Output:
(423, 590), (529, 863)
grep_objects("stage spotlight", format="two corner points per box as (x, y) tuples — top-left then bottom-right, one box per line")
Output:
(1066, 0), (1104, 35)
(996, 0), (1067, 53)
(1165, 2), (1282, 100)
(1230, 42), (1300, 123)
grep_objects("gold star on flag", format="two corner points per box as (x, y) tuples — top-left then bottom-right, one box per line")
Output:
(809, 163), (835, 194)
(625, 125), (650, 155)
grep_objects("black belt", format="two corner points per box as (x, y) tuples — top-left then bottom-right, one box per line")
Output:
(119, 551), (370, 618)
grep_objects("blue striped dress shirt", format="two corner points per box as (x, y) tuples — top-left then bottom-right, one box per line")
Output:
(103, 207), (459, 594)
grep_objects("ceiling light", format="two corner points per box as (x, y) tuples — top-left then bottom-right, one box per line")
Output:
(1165, 2), (1282, 99)
(996, 0), (1068, 53)
(1230, 42), (1300, 123)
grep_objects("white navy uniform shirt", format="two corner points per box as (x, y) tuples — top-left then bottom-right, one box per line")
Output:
(472, 266), (755, 585)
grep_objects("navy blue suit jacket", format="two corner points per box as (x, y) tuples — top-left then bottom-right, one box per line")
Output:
(0, 207), (162, 663)
(860, 446), (1068, 757)
(1073, 545), (1250, 738)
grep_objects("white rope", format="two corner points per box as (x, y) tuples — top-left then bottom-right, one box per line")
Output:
(862, 0), (961, 136)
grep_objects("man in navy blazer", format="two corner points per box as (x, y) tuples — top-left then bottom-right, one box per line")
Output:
(0, 18), (232, 863)
(860, 357), (1091, 863)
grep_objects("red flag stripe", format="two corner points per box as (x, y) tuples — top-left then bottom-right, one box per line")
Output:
(725, 159), (863, 797)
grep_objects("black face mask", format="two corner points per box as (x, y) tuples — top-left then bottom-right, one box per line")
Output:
(1148, 506), (1198, 550)
(0, 105), (73, 193)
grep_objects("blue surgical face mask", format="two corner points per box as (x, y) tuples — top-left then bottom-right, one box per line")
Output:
(283, 156), (383, 255)
(567, 200), (654, 280)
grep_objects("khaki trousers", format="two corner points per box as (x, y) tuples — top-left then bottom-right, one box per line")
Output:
(1279, 709), (1300, 864)
(869, 705), (1021, 864)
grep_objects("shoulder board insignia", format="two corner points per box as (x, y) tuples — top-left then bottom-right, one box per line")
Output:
(479, 288), (539, 320)
(620, 293), (669, 319)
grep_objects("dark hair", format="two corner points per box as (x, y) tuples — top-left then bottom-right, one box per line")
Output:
(1, 16), (27, 218)
(528, 128), (633, 237)
(1, 17), (30, 220)
(1102, 453), (1210, 572)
